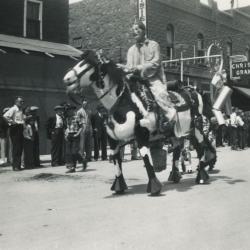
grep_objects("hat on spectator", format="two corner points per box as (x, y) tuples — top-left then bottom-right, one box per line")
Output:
(66, 104), (77, 110)
(30, 106), (39, 111)
(54, 105), (64, 111)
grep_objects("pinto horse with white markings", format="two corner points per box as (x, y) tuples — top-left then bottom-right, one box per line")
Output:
(63, 50), (216, 196)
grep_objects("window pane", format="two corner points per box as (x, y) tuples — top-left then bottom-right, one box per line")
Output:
(166, 24), (174, 46)
(27, 2), (40, 20)
(27, 20), (40, 39)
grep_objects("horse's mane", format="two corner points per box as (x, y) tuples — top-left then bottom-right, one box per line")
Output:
(102, 60), (125, 96)
(82, 50), (124, 95)
(81, 50), (98, 66)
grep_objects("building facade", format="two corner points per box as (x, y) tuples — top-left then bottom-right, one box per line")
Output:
(0, 0), (82, 154)
(69, 0), (250, 102)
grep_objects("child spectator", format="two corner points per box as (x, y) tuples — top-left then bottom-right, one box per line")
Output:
(65, 105), (83, 173)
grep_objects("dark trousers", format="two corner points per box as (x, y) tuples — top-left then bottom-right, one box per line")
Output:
(93, 131), (107, 160)
(80, 129), (92, 161)
(216, 125), (223, 147)
(33, 131), (40, 166)
(65, 136), (80, 168)
(9, 125), (23, 170)
(237, 127), (244, 149)
(51, 128), (64, 166)
(23, 138), (35, 169)
(231, 127), (238, 149)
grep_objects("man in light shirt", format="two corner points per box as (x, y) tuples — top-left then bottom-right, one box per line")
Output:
(230, 107), (238, 150)
(77, 99), (93, 170)
(3, 96), (25, 171)
(117, 21), (176, 123)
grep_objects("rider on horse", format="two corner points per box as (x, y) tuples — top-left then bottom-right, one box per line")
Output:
(117, 21), (176, 129)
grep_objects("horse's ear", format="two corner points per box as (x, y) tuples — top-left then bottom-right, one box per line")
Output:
(81, 50), (91, 59)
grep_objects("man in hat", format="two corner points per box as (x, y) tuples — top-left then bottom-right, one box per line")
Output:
(28, 106), (41, 167)
(64, 104), (83, 173)
(46, 105), (65, 166)
(117, 21), (176, 124)
(91, 104), (107, 161)
(3, 96), (25, 171)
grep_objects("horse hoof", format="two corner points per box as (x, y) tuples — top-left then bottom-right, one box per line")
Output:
(115, 190), (125, 195)
(199, 179), (204, 184)
(147, 177), (162, 194)
(150, 190), (161, 196)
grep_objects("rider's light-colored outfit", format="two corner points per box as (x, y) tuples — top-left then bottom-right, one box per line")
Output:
(126, 39), (176, 121)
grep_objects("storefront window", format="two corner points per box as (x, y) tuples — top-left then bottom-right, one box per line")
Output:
(166, 24), (174, 60)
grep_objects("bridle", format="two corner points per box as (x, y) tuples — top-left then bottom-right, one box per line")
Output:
(68, 52), (125, 102)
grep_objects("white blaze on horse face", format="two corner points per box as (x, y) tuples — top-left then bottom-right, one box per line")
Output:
(63, 69), (77, 85)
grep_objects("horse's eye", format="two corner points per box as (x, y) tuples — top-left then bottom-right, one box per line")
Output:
(79, 61), (86, 67)
(89, 72), (97, 82)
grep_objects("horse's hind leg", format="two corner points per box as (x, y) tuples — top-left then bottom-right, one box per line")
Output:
(135, 125), (162, 196)
(192, 127), (213, 184)
(168, 143), (182, 183)
(109, 137), (128, 194)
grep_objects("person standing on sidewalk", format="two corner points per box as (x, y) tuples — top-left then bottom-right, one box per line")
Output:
(46, 105), (65, 166)
(91, 105), (107, 161)
(3, 97), (25, 171)
(0, 108), (10, 165)
(230, 107), (238, 150)
(64, 105), (83, 173)
(76, 99), (93, 169)
(29, 106), (41, 167)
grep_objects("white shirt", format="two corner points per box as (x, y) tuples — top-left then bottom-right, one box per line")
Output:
(236, 115), (244, 127)
(55, 114), (63, 128)
(230, 112), (237, 127)
(3, 105), (24, 125)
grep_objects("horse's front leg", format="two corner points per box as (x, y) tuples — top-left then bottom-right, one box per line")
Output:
(109, 137), (128, 194)
(135, 125), (162, 196)
(192, 127), (211, 184)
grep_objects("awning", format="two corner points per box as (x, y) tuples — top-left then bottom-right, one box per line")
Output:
(233, 86), (250, 98)
(0, 34), (82, 58)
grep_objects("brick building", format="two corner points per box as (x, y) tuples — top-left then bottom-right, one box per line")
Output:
(69, 0), (250, 106)
(0, 0), (82, 154)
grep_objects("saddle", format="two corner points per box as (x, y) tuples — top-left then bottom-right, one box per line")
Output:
(127, 76), (201, 135)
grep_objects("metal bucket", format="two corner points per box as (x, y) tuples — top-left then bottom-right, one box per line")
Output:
(212, 109), (225, 125)
(213, 86), (233, 110)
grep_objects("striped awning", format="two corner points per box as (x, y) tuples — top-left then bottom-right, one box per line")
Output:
(233, 86), (250, 98)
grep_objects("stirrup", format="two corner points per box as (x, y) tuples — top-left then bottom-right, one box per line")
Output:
(159, 117), (175, 134)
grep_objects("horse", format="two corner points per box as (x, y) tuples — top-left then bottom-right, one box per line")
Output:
(63, 50), (216, 196)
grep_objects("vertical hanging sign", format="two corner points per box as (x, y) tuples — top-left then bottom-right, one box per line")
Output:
(138, 0), (147, 32)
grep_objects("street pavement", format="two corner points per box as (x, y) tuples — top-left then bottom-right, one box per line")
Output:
(0, 146), (250, 250)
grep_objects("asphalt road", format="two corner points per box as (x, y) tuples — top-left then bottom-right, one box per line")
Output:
(0, 147), (250, 250)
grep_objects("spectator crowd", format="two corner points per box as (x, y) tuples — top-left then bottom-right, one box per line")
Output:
(0, 96), (111, 172)
(212, 107), (250, 151)
(1, 97), (250, 173)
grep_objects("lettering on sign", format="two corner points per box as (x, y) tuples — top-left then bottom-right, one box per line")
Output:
(72, 37), (83, 49)
(231, 61), (250, 78)
(138, 0), (147, 27)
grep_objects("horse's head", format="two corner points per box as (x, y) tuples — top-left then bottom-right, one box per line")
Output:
(63, 49), (125, 109)
(63, 50), (101, 93)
